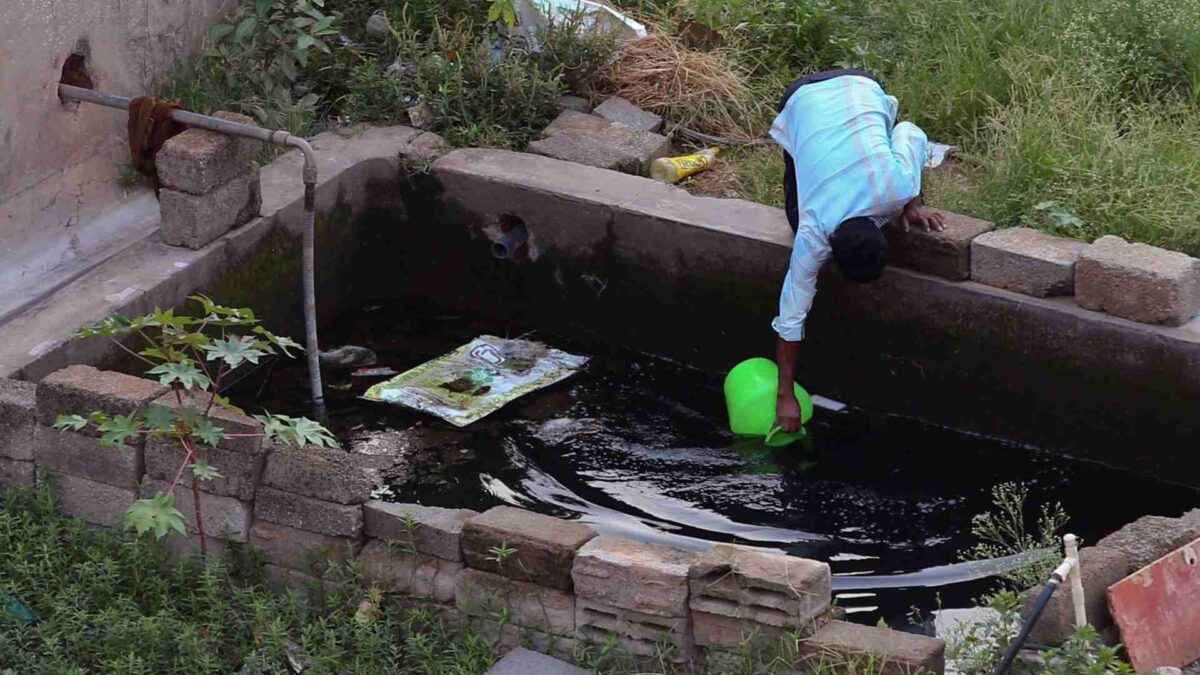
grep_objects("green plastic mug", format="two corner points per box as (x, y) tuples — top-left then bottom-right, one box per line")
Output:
(724, 357), (813, 447)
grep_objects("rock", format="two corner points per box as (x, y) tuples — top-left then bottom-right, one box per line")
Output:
(555, 95), (592, 115)
(572, 536), (696, 617)
(485, 647), (587, 675)
(689, 544), (830, 630)
(33, 425), (142, 488)
(157, 111), (262, 195)
(456, 568), (576, 635)
(36, 365), (167, 434)
(461, 505), (596, 590)
(576, 597), (693, 659)
(1020, 545), (1131, 645)
(1075, 235), (1200, 326)
(885, 211), (995, 281)
(593, 97), (663, 133)
(38, 469), (136, 528)
(0, 378), (36, 461)
(970, 228), (1087, 297)
(358, 539), (463, 603)
(1098, 515), (1200, 572)
(365, 13), (391, 36)
(151, 391), (265, 455)
(408, 101), (435, 130)
(262, 444), (375, 504)
(400, 132), (449, 162)
(317, 345), (378, 370)
(248, 519), (359, 574)
(145, 438), (264, 501)
(0, 457), (34, 487)
(527, 110), (670, 177)
(140, 477), (253, 542)
(160, 167), (262, 250)
(797, 620), (946, 675)
(255, 486), (364, 538)
(363, 501), (476, 561)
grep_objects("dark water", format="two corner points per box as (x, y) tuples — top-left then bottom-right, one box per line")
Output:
(229, 299), (1200, 628)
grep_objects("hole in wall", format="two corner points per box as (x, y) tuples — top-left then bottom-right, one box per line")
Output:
(58, 43), (95, 105)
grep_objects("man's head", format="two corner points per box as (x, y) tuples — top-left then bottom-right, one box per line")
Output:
(830, 217), (889, 283)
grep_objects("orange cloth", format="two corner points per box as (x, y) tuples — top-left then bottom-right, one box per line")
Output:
(127, 97), (187, 196)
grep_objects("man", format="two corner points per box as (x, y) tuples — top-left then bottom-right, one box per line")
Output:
(771, 69), (946, 432)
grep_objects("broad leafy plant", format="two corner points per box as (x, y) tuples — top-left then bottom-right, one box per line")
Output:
(53, 295), (336, 554)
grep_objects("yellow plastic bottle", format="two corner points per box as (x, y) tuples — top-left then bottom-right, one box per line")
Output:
(650, 148), (721, 183)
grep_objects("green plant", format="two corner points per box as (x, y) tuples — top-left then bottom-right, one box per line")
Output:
(52, 295), (335, 554)
(487, 0), (519, 28)
(961, 482), (1069, 591)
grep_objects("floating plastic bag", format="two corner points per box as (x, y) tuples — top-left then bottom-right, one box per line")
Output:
(363, 336), (588, 427)
(514, 0), (648, 49)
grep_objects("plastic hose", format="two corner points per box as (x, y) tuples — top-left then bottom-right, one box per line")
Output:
(993, 576), (1062, 675)
(301, 180), (325, 421)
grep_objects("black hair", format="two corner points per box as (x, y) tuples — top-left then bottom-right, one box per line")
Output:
(830, 217), (889, 283)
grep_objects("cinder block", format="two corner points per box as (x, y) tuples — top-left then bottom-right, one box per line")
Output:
(39, 469), (136, 528)
(158, 533), (231, 561)
(885, 211), (995, 281)
(798, 620), (946, 675)
(573, 536), (696, 617)
(0, 378), (36, 461)
(36, 365), (167, 434)
(970, 228), (1086, 297)
(160, 167), (261, 250)
(593, 96), (664, 133)
(33, 425), (142, 488)
(1076, 235), (1200, 325)
(689, 544), (830, 631)
(1021, 545), (1131, 646)
(456, 567), (576, 635)
(255, 486), (363, 538)
(0, 457), (34, 487)
(151, 391), (264, 455)
(1098, 515), (1200, 572)
(461, 506), (596, 590)
(363, 500), (476, 561)
(576, 597), (693, 660)
(262, 563), (342, 600)
(145, 438), (263, 501)
(691, 610), (784, 651)
(358, 539), (463, 603)
(140, 477), (252, 542)
(157, 111), (262, 195)
(262, 444), (375, 505)
(249, 519), (359, 575)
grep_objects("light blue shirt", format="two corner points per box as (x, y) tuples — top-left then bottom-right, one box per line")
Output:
(769, 75), (927, 341)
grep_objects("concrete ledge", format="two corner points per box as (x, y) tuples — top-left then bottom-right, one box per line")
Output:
(884, 211), (994, 281)
(0, 378), (36, 460)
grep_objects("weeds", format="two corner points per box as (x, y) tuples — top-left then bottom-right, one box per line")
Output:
(961, 482), (1068, 592)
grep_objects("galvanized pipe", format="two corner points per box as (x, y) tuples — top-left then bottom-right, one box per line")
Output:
(57, 83), (325, 417)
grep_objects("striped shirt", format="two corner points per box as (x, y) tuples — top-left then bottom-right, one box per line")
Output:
(769, 75), (927, 341)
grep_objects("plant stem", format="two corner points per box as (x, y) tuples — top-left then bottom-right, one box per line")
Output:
(192, 474), (208, 556)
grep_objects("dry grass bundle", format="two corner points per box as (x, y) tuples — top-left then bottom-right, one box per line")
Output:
(594, 33), (771, 140)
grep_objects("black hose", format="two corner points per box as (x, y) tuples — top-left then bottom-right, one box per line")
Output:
(994, 579), (1060, 675)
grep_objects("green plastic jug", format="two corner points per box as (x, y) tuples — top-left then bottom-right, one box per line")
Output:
(724, 358), (813, 447)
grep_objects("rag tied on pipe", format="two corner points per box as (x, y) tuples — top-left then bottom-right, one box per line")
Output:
(127, 97), (187, 197)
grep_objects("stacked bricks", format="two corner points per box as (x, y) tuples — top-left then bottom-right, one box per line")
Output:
(157, 111), (263, 250)
(142, 391), (266, 556)
(458, 506), (597, 642)
(360, 501), (476, 603)
(572, 536), (698, 662)
(0, 379), (37, 488)
(250, 443), (374, 583)
(1075, 235), (1200, 326)
(33, 366), (167, 527)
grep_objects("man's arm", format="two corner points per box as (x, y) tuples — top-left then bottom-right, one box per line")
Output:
(776, 336), (803, 432)
(890, 122), (946, 232)
(772, 229), (828, 432)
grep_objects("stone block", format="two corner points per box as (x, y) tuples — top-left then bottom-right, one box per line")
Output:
(160, 167), (262, 250)
(0, 378), (36, 461)
(1098, 515), (1200, 572)
(262, 564), (341, 600)
(885, 211), (995, 281)
(151, 391), (264, 455)
(0, 457), (34, 487)
(358, 539), (463, 603)
(576, 597), (693, 660)
(692, 610), (784, 651)
(1020, 545), (1131, 646)
(528, 110), (670, 177)
(39, 469), (136, 528)
(593, 97), (663, 133)
(33, 425), (142, 488)
(798, 620), (946, 675)
(145, 438), (263, 501)
(486, 646), (585, 674)
(572, 535), (696, 617)
(158, 533), (231, 561)
(36, 365), (168, 434)
(556, 95), (592, 114)
(457, 568), (576, 635)
(140, 477), (252, 541)
(970, 228), (1087, 297)
(249, 519), (358, 574)
(158, 111), (262, 195)
(262, 444), (374, 505)
(255, 486), (363, 538)
(461, 506), (596, 590)
(400, 132), (448, 161)
(1075, 235), (1200, 326)
(689, 544), (830, 630)
(363, 500), (476, 561)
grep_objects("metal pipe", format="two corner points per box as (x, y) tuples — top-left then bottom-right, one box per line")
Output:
(57, 83), (325, 417)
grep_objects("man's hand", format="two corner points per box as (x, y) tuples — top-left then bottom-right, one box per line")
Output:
(775, 391), (803, 432)
(897, 196), (947, 233)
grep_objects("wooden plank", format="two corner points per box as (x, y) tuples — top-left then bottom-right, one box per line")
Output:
(1108, 537), (1200, 671)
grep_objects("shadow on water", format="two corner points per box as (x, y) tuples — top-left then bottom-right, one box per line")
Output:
(228, 298), (1200, 628)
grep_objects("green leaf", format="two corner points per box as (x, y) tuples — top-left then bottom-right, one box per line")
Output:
(255, 413), (339, 448)
(53, 414), (89, 432)
(294, 46), (309, 68)
(213, 394), (247, 417)
(148, 361), (213, 391)
(253, 326), (303, 357)
(235, 16), (258, 42)
(292, 16), (313, 28)
(124, 494), (187, 539)
(174, 405), (205, 428)
(191, 419), (228, 447)
(142, 405), (175, 433)
(98, 414), (142, 449)
(189, 460), (224, 481)
(277, 56), (299, 83)
(298, 92), (320, 108)
(146, 307), (193, 331)
(76, 314), (141, 339)
(202, 335), (268, 369)
(297, 34), (315, 51)
(487, 2), (503, 23)
(313, 15), (336, 33)
(209, 23), (236, 44)
(255, 0), (272, 17)
(140, 347), (170, 361)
